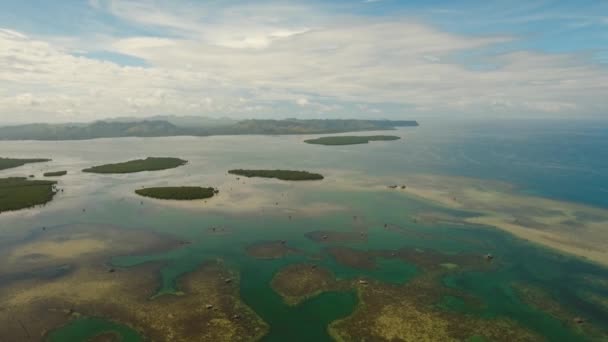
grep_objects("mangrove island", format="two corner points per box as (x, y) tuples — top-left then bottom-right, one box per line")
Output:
(44, 171), (67, 177)
(304, 135), (400, 146)
(0, 157), (51, 171)
(0, 177), (58, 213)
(83, 157), (187, 174)
(135, 186), (218, 200)
(228, 169), (324, 181)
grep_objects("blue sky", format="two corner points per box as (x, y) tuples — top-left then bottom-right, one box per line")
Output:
(0, 0), (607, 123)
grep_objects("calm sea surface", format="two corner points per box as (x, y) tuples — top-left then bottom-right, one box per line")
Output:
(1, 119), (607, 341)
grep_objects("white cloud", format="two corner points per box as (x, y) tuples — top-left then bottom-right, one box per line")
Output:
(0, 1), (607, 123)
(296, 98), (309, 106)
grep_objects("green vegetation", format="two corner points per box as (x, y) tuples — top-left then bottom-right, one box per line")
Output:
(135, 186), (217, 200)
(0, 157), (51, 170)
(304, 135), (401, 145)
(0, 119), (418, 140)
(228, 169), (324, 181)
(0, 121), (181, 140)
(83, 157), (187, 174)
(0, 177), (57, 213)
(44, 171), (67, 177)
(216, 119), (417, 135)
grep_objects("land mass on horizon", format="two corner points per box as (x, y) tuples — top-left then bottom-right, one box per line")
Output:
(0, 118), (418, 141)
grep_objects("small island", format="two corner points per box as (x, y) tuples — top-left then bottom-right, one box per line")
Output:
(44, 171), (67, 177)
(0, 157), (51, 171)
(135, 186), (218, 200)
(304, 135), (400, 146)
(0, 177), (58, 213)
(228, 169), (323, 181)
(83, 157), (187, 174)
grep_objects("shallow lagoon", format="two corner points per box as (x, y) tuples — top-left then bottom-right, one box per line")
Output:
(0, 120), (607, 341)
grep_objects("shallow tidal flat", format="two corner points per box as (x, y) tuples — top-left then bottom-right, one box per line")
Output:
(271, 264), (346, 306)
(245, 240), (300, 259)
(0, 223), (267, 341)
(382, 174), (608, 267)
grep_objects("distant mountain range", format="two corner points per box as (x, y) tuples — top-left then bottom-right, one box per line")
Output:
(103, 115), (238, 128)
(0, 117), (418, 141)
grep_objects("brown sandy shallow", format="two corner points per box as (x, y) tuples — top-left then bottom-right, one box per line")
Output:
(245, 240), (301, 259)
(579, 291), (608, 313)
(512, 283), (608, 340)
(325, 246), (377, 270)
(0, 223), (183, 280)
(329, 275), (541, 342)
(270, 263), (349, 306)
(290, 170), (608, 267)
(0, 260), (268, 341)
(0, 223), (267, 341)
(0, 224), (185, 280)
(305, 230), (367, 244)
(139, 177), (347, 218)
(266, 245), (541, 341)
(380, 174), (608, 267)
(325, 247), (537, 341)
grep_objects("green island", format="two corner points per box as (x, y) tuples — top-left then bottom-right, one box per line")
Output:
(228, 169), (324, 181)
(44, 171), (67, 177)
(0, 177), (57, 213)
(83, 157), (187, 174)
(304, 135), (400, 146)
(0, 157), (51, 170)
(135, 186), (217, 200)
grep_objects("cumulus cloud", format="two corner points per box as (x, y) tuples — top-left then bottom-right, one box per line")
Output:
(0, 0), (607, 123)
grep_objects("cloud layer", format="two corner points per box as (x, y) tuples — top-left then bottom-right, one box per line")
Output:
(0, 0), (607, 123)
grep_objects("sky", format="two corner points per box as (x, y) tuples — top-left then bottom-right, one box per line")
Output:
(0, 0), (607, 124)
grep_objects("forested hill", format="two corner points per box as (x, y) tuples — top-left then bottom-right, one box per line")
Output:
(0, 118), (418, 141)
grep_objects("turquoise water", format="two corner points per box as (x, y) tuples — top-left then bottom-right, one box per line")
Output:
(0, 119), (607, 340)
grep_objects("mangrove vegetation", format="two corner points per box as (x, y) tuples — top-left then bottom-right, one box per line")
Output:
(83, 157), (187, 174)
(0, 177), (57, 213)
(44, 171), (67, 177)
(304, 135), (400, 146)
(135, 186), (217, 200)
(0, 157), (51, 171)
(228, 169), (324, 181)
